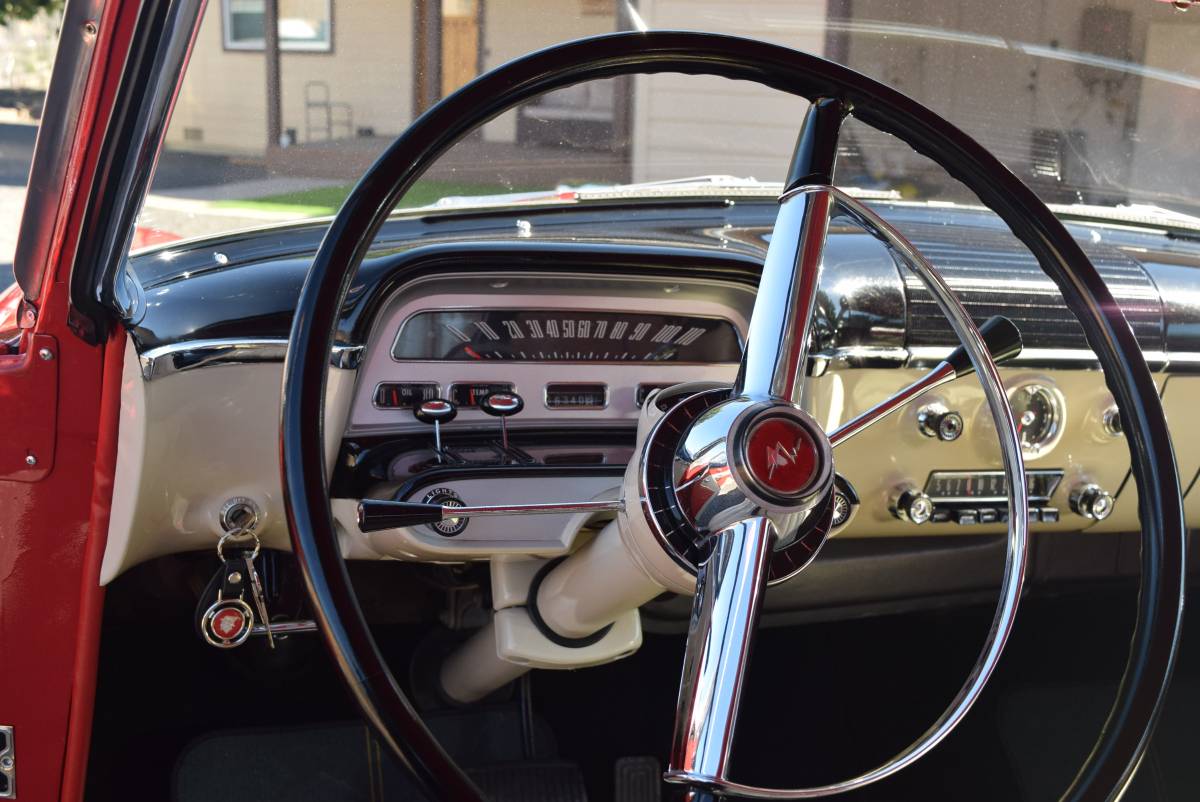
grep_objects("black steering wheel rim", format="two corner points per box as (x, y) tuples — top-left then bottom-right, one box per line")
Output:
(280, 30), (1185, 801)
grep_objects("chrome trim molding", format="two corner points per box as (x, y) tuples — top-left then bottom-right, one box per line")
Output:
(823, 345), (1173, 371)
(0, 724), (13, 799)
(139, 339), (362, 380)
(138, 335), (1195, 382)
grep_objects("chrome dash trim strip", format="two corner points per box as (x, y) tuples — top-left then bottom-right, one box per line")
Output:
(822, 345), (1172, 371)
(139, 339), (362, 380)
(138, 337), (1186, 382)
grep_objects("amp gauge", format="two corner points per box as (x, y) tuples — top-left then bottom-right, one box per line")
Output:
(1007, 382), (1066, 459)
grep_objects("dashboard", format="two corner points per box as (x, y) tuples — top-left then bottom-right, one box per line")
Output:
(349, 272), (751, 433)
(102, 198), (1200, 591)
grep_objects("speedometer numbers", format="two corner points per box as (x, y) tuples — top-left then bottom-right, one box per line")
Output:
(392, 309), (742, 363)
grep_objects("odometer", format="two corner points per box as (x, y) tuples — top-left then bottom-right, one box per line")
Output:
(392, 309), (742, 363)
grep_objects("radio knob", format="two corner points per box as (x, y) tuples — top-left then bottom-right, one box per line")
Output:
(917, 404), (964, 442)
(892, 487), (934, 524)
(1070, 484), (1114, 521)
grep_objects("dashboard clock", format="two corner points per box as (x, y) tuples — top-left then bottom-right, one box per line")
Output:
(1008, 382), (1066, 458)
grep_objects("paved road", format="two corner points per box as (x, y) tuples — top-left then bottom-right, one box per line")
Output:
(0, 122), (275, 284)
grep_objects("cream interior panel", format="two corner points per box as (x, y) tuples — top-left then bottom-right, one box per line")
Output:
(101, 338), (356, 583)
(815, 366), (1145, 538)
(1167, 375), (1200, 527)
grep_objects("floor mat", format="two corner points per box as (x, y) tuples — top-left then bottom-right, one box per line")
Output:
(173, 706), (583, 802)
(997, 681), (1200, 801)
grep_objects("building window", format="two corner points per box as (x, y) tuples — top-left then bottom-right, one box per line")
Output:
(222, 0), (332, 52)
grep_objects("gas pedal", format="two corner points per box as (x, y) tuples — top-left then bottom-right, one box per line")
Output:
(614, 756), (661, 802)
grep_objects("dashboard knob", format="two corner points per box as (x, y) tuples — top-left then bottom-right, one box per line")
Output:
(1102, 406), (1123, 437)
(479, 392), (524, 451)
(892, 487), (934, 524)
(917, 404), (964, 442)
(413, 398), (457, 460)
(1070, 484), (1114, 521)
(479, 392), (524, 417)
(414, 398), (458, 424)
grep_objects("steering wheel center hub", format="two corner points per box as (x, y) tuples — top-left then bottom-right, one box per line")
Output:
(637, 390), (836, 583)
(739, 410), (824, 500)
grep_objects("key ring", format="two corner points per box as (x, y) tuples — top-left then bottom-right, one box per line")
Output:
(217, 528), (261, 562)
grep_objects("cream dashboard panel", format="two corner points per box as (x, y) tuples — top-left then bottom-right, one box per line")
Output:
(817, 365), (1149, 538)
(100, 338), (358, 584)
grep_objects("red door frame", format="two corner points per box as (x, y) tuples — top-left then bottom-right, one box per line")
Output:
(0, 1), (144, 799)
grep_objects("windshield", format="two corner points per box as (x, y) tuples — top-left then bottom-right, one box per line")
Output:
(134, 0), (1200, 245)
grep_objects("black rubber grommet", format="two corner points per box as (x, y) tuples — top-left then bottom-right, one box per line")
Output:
(524, 556), (614, 649)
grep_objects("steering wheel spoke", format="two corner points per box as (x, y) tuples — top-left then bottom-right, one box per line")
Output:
(738, 100), (848, 404)
(668, 517), (777, 787)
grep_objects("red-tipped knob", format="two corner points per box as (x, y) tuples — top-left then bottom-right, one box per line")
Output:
(413, 398), (458, 425)
(480, 392), (524, 417)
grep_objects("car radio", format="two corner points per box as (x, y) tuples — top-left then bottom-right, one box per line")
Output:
(893, 469), (1065, 525)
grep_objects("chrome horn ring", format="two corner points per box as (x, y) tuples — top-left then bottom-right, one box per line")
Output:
(651, 180), (1028, 798)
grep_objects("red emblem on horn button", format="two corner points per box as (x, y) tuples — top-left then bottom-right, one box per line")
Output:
(744, 416), (818, 496)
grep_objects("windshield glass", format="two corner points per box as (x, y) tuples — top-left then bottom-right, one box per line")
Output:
(135, 0), (1200, 246)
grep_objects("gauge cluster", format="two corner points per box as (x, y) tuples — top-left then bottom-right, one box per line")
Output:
(347, 271), (756, 434)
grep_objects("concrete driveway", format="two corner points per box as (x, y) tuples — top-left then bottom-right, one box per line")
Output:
(0, 122), (37, 287)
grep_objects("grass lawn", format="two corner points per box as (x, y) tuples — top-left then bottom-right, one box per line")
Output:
(212, 180), (535, 216)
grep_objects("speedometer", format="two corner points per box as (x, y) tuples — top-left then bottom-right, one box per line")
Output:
(391, 309), (743, 363)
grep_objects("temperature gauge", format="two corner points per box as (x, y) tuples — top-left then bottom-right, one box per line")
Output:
(449, 382), (514, 408)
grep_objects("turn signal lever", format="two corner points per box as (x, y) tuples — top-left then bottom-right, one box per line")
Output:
(829, 315), (1022, 447)
(943, 315), (1023, 379)
(357, 498), (623, 533)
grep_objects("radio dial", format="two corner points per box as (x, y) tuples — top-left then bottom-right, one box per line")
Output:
(1070, 484), (1114, 521)
(892, 487), (934, 524)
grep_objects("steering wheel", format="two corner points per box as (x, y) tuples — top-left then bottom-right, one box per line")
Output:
(281, 31), (1185, 801)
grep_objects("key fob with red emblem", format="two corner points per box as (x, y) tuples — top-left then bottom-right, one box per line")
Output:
(197, 544), (256, 648)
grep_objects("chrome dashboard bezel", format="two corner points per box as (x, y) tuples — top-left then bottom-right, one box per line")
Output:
(1006, 380), (1067, 459)
(346, 270), (756, 434)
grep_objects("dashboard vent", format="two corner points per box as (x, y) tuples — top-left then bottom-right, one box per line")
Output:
(894, 219), (1164, 352)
